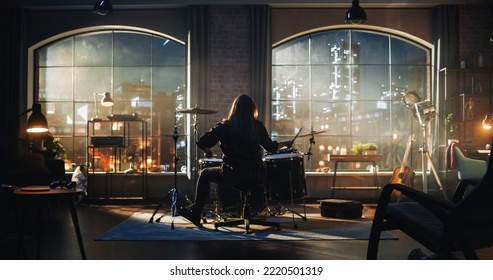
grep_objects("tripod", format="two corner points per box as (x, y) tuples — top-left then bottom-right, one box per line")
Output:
(412, 125), (447, 199)
(148, 124), (190, 229)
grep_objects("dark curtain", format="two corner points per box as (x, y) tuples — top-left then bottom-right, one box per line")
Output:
(188, 5), (210, 180)
(0, 7), (23, 175)
(432, 5), (459, 169)
(433, 5), (459, 69)
(189, 5), (210, 109)
(250, 5), (271, 124)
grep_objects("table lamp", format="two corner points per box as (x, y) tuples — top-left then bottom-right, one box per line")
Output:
(18, 103), (49, 133)
(92, 92), (114, 121)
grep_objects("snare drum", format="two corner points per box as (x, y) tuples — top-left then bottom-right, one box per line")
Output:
(263, 152), (306, 201)
(198, 158), (223, 169)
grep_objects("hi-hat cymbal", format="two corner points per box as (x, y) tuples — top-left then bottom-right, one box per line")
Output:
(176, 106), (217, 115)
(298, 130), (326, 137)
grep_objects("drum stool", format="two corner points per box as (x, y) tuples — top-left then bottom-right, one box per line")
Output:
(214, 183), (280, 234)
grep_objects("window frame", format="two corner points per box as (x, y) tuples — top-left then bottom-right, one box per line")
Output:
(271, 25), (434, 172)
(28, 26), (189, 174)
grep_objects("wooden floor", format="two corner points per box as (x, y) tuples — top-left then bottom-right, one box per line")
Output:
(2, 199), (493, 261)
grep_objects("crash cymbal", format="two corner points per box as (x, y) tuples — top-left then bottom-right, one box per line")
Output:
(176, 106), (217, 115)
(298, 130), (326, 137)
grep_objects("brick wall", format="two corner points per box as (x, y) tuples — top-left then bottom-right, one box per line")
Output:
(209, 5), (251, 125)
(459, 5), (493, 67)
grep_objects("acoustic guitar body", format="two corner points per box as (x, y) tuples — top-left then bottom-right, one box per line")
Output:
(391, 166), (415, 188)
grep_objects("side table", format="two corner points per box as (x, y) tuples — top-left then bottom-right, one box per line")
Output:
(14, 186), (86, 259)
(329, 154), (383, 199)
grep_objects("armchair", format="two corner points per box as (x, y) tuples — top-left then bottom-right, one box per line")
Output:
(453, 145), (487, 183)
(367, 141), (493, 259)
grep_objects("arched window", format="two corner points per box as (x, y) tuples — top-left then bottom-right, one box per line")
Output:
(32, 28), (187, 172)
(272, 28), (432, 171)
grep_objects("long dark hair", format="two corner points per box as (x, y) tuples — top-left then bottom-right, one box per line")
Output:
(226, 94), (259, 143)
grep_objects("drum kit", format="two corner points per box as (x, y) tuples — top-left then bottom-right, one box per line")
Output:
(148, 105), (327, 228)
(148, 105), (218, 227)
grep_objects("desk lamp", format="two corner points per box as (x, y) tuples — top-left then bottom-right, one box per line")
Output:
(92, 92), (114, 121)
(18, 103), (49, 134)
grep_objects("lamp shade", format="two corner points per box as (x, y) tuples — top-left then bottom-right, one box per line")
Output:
(92, 92), (114, 121)
(101, 92), (114, 107)
(26, 103), (49, 133)
(93, 0), (113, 16)
(345, 0), (368, 24)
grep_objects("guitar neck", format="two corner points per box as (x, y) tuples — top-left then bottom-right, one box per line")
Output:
(400, 137), (413, 171)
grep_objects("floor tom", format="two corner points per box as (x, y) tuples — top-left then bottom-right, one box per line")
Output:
(263, 152), (306, 201)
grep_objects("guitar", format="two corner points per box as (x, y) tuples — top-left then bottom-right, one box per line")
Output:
(391, 135), (415, 187)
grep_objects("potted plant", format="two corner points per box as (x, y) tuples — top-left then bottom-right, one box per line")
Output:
(446, 113), (462, 142)
(351, 142), (378, 155)
(43, 133), (67, 159)
(363, 143), (378, 155)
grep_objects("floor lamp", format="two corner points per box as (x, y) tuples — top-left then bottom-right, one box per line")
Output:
(413, 100), (445, 198)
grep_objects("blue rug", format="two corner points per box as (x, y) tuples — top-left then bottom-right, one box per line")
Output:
(96, 212), (397, 241)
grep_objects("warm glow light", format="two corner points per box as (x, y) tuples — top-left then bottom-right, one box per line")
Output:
(482, 114), (493, 130)
(26, 103), (49, 133)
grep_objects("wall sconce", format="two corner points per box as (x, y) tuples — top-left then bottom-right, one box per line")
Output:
(93, 0), (113, 16)
(482, 113), (493, 129)
(92, 92), (114, 121)
(18, 103), (49, 134)
(345, 0), (368, 24)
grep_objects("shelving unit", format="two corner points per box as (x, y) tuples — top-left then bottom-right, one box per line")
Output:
(86, 119), (148, 199)
(440, 68), (493, 148)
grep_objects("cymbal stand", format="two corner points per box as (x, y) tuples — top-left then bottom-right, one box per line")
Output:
(148, 121), (190, 229)
(192, 113), (199, 185)
(306, 134), (315, 160)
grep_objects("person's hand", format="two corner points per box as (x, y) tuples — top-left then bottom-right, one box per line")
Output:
(279, 141), (293, 150)
(204, 148), (213, 158)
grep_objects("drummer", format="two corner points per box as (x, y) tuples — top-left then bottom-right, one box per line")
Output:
(180, 94), (292, 227)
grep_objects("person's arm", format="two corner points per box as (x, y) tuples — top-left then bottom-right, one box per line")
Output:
(196, 122), (223, 156)
(257, 120), (293, 152)
(202, 147), (213, 158)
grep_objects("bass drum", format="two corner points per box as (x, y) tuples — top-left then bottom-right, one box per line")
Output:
(263, 152), (307, 201)
(198, 158), (266, 217)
